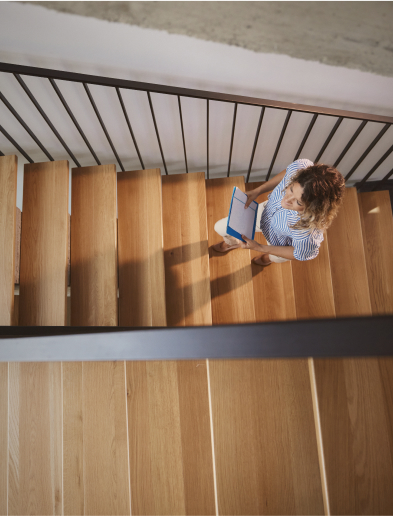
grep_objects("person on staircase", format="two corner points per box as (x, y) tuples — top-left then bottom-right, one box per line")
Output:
(213, 159), (345, 266)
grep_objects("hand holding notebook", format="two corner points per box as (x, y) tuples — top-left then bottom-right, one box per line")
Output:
(226, 187), (258, 243)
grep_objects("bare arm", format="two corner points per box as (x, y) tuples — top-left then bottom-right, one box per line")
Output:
(240, 237), (295, 260)
(244, 168), (286, 208)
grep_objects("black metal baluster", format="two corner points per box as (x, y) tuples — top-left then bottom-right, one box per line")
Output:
(0, 125), (33, 163)
(83, 83), (125, 171)
(207, 99), (209, 180)
(314, 116), (343, 163)
(246, 106), (265, 183)
(49, 78), (101, 166)
(356, 144), (393, 189)
(294, 113), (318, 161)
(227, 103), (238, 177)
(0, 91), (54, 160)
(334, 120), (367, 167)
(345, 123), (390, 181)
(379, 166), (393, 183)
(147, 91), (168, 175)
(0, 149), (4, 156)
(14, 73), (81, 167)
(116, 87), (144, 170)
(178, 96), (188, 173)
(266, 110), (292, 181)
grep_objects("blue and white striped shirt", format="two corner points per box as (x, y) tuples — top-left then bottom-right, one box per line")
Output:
(260, 159), (324, 261)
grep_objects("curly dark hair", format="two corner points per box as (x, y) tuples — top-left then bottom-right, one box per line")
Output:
(285, 163), (346, 231)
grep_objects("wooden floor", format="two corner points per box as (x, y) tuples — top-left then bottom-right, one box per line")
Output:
(1, 158), (393, 515)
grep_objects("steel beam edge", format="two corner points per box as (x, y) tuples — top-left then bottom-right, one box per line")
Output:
(1, 316), (392, 361)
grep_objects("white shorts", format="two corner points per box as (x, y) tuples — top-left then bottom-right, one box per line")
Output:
(214, 200), (289, 264)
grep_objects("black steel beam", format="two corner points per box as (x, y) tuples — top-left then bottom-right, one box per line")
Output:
(0, 315), (392, 361)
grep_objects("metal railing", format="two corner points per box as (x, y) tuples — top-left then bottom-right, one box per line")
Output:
(1, 62), (392, 188)
(1, 62), (393, 359)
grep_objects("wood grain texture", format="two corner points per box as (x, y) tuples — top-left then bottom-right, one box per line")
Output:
(63, 362), (84, 515)
(71, 164), (117, 326)
(126, 360), (215, 515)
(327, 187), (372, 317)
(0, 363), (8, 516)
(291, 235), (335, 319)
(118, 169), (166, 326)
(0, 155), (17, 325)
(209, 359), (324, 515)
(9, 362), (62, 515)
(245, 182), (296, 322)
(63, 361), (131, 515)
(126, 172), (215, 514)
(19, 161), (69, 326)
(15, 208), (21, 285)
(358, 191), (393, 314)
(206, 176), (255, 324)
(162, 172), (212, 326)
(313, 358), (393, 515)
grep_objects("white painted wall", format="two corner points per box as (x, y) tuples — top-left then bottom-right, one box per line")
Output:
(1, 2), (393, 211)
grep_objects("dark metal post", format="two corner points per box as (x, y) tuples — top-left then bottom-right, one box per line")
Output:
(246, 106), (265, 183)
(116, 87), (145, 170)
(0, 125), (33, 163)
(207, 99), (209, 179)
(345, 123), (391, 181)
(0, 91), (54, 161)
(356, 144), (393, 189)
(314, 116), (343, 163)
(14, 73), (81, 167)
(147, 91), (168, 175)
(227, 103), (238, 177)
(266, 110), (292, 181)
(50, 78), (101, 166)
(334, 120), (367, 167)
(294, 113), (318, 161)
(83, 83), (125, 171)
(178, 96), (188, 173)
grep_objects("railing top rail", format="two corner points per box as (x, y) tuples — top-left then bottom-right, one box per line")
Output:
(1, 315), (393, 361)
(1, 62), (393, 125)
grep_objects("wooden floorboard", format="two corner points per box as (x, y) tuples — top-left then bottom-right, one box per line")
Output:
(0, 155), (17, 326)
(71, 164), (117, 326)
(207, 177), (324, 514)
(0, 363), (8, 516)
(19, 160), (69, 326)
(314, 358), (393, 515)
(162, 172), (212, 327)
(125, 172), (215, 515)
(118, 169), (166, 326)
(245, 182), (296, 322)
(8, 362), (62, 515)
(358, 191), (393, 314)
(327, 187), (372, 317)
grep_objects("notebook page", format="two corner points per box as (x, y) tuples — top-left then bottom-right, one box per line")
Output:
(228, 188), (257, 239)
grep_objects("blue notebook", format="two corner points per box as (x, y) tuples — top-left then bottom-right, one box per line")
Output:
(226, 187), (258, 243)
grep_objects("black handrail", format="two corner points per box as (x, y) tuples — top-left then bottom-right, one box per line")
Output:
(1, 315), (393, 361)
(1, 62), (392, 187)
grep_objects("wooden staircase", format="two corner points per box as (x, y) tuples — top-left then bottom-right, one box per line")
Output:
(1, 155), (393, 515)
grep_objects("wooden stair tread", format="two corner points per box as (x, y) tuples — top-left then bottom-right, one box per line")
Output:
(71, 164), (117, 326)
(327, 187), (372, 317)
(206, 177), (323, 514)
(0, 155), (17, 326)
(19, 160), (69, 326)
(246, 181), (296, 322)
(162, 172), (212, 326)
(65, 165), (130, 514)
(125, 172), (215, 515)
(206, 176), (255, 324)
(314, 189), (393, 514)
(358, 190), (393, 314)
(117, 168), (166, 326)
